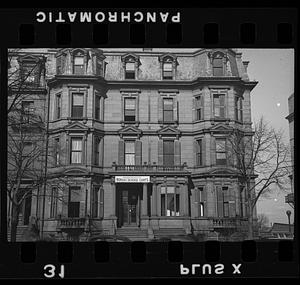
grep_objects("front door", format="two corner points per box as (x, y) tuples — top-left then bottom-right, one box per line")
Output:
(117, 185), (141, 227)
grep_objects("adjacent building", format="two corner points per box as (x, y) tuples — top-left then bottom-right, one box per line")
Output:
(7, 48), (258, 241)
(285, 93), (294, 208)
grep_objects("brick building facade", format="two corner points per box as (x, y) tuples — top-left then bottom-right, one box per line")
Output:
(7, 48), (258, 241)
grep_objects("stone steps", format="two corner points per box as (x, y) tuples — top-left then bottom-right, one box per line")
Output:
(116, 227), (149, 241)
(153, 228), (187, 238)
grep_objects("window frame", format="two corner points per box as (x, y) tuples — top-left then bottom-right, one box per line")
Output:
(56, 93), (61, 119)
(160, 186), (180, 217)
(73, 54), (85, 75)
(195, 95), (204, 121)
(70, 137), (83, 164)
(196, 139), (202, 166)
(163, 139), (175, 167)
(21, 101), (35, 123)
(163, 97), (174, 123)
(162, 62), (173, 80)
(212, 54), (225, 76)
(124, 140), (135, 166)
(94, 137), (101, 166)
(213, 93), (226, 119)
(124, 97), (136, 122)
(71, 92), (84, 118)
(50, 187), (58, 218)
(125, 62), (136, 79)
(216, 138), (227, 165)
(68, 186), (81, 218)
(94, 92), (101, 121)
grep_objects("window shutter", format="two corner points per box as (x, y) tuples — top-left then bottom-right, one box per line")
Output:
(135, 140), (142, 165)
(211, 136), (216, 166)
(173, 98), (178, 122)
(201, 138), (206, 166)
(174, 140), (181, 166)
(118, 140), (125, 165)
(158, 139), (163, 165)
(158, 96), (163, 122)
(229, 187), (236, 218)
(216, 186), (223, 217)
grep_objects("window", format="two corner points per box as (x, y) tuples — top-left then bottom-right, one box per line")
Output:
(70, 138), (83, 164)
(125, 141), (135, 165)
(163, 62), (173, 80)
(68, 186), (81, 218)
(21, 63), (38, 85)
(92, 186), (99, 218)
(163, 98), (173, 122)
(95, 93), (101, 120)
(56, 55), (65, 75)
(125, 62), (135, 79)
(74, 55), (84, 75)
(56, 94), (61, 119)
(234, 96), (243, 122)
(54, 138), (60, 166)
(161, 186), (180, 216)
(196, 139), (202, 166)
(197, 187), (205, 217)
(213, 93), (225, 118)
(94, 137), (100, 166)
(124, 98), (136, 122)
(21, 101), (34, 123)
(163, 140), (174, 166)
(222, 187), (229, 217)
(71, 93), (84, 118)
(216, 139), (227, 165)
(195, 95), (204, 120)
(212, 54), (224, 76)
(50, 187), (58, 218)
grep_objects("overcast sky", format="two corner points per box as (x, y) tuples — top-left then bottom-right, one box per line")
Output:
(241, 49), (294, 226)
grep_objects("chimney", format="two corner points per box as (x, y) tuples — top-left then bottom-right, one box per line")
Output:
(243, 61), (249, 73)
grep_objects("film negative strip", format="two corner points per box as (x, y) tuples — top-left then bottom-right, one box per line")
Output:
(0, 6), (298, 279)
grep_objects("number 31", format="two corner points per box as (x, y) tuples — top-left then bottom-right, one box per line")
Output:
(44, 264), (65, 278)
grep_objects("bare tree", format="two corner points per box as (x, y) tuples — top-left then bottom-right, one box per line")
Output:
(7, 51), (69, 242)
(227, 117), (291, 239)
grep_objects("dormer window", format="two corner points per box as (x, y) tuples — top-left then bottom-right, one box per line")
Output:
(74, 53), (85, 75)
(18, 55), (45, 87)
(125, 62), (135, 79)
(208, 51), (228, 77)
(121, 53), (140, 80)
(163, 62), (173, 80)
(159, 54), (178, 81)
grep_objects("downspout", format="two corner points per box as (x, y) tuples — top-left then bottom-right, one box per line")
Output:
(40, 83), (50, 239)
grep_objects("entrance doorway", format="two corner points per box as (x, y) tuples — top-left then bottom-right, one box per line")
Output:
(116, 184), (142, 228)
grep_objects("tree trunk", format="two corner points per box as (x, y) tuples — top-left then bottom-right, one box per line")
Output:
(10, 204), (19, 242)
(246, 181), (254, 239)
